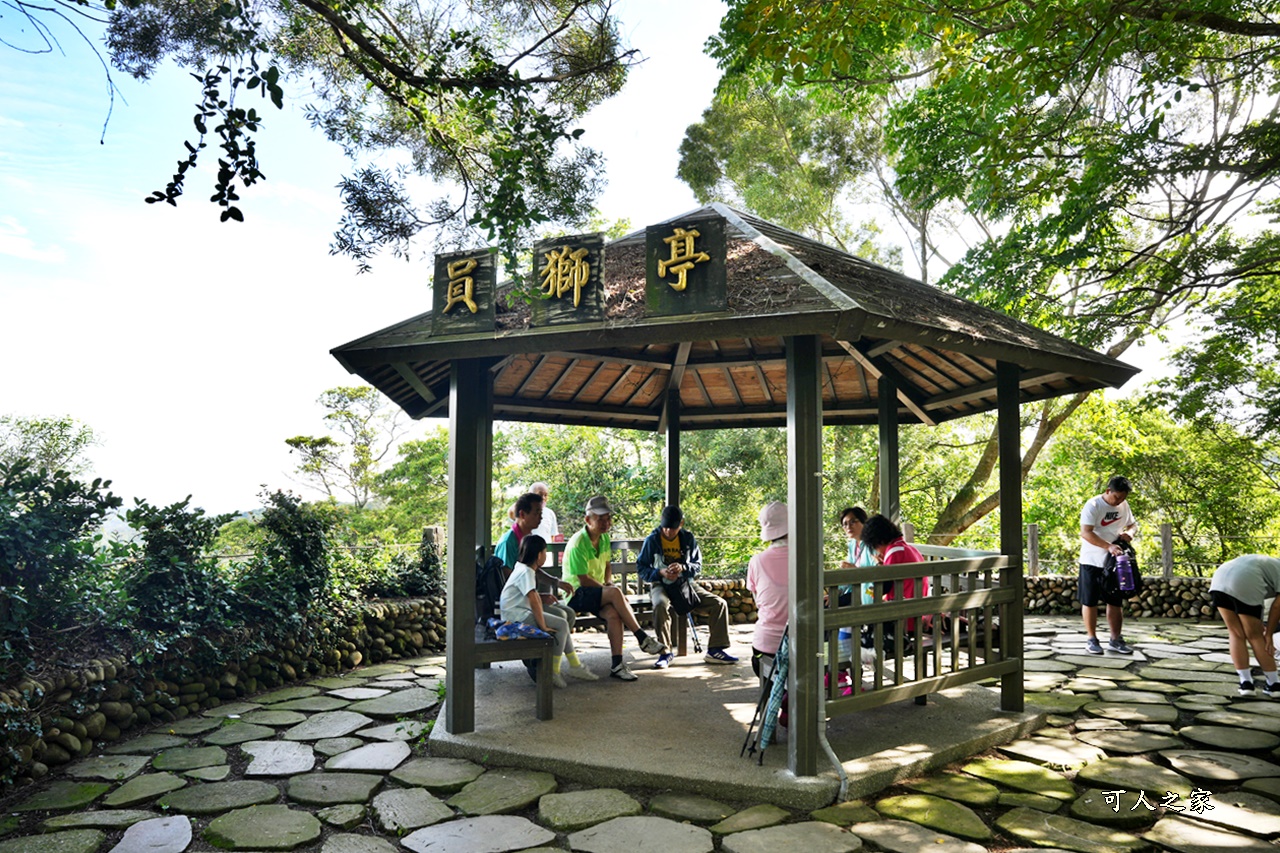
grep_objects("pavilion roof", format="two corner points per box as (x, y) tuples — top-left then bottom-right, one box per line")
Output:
(331, 204), (1138, 429)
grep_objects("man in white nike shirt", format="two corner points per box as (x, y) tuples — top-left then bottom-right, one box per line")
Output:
(1079, 476), (1138, 654)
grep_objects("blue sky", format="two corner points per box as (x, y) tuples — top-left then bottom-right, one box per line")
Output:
(0, 0), (728, 514)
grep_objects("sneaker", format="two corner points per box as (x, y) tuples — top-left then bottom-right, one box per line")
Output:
(653, 652), (674, 669)
(1264, 681), (1278, 697)
(566, 664), (598, 681)
(552, 672), (568, 689)
(640, 635), (665, 655)
(1241, 680), (1257, 696)
(609, 662), (638, 681)
(704, 648), (739, 664)
(1107, 637), (1134, 655)
(1084, 637), (1104, 655)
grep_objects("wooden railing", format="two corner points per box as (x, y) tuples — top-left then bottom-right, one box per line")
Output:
(821, 546), (1023, 715)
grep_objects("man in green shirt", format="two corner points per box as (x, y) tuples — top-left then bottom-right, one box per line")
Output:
(565, 495), (665, 681)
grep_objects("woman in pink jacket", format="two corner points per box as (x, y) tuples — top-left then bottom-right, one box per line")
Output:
(861, 514), (929, 631)
(747, 501), (789, 678)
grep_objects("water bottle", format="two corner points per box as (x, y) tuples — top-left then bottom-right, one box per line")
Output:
(1116, 552), (1134, 592)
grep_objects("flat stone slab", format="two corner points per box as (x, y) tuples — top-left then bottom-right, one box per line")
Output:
(243, 740), (317, 776)
(874, 794), (991, 841)
(360, 720), (432, 741)
(1144, 814), (1276, 853)
(205, 804), (321, 850)
(283, 710), (375, 741)
(1068, 789), (1159, 829)
(1025, 660), (1076, 672)
(0, 829), (104, 853)
(1074, 719), (1126, 731)
(104, 734), (188, 754)
(711, 804), (791, 835)
(1235, 702), (1280, 718)
(44, 809), (157, 830)
(352, 664), (410, 677)
(1243, 776), (1280, 803)
(158, 780), (280, 814)
(108, 816), (191, 853)
(152, 745), (227, 771)
(720, 821), (861, 853)
(1075, 756), (1192, 797)
(961, 758), (1076, 801)
(1179, 725), (1280, 751)
(346, 688), (439, 719)
(316, 737), (365, 757)
(811, 801), (882, 825)
(1196, 710), (1280, 733)
(321, 834), (397, 853)
(372, 788), (455, 833)
(1083, 702), (1179, 724)
(318, 804), (367, 830)
(1076, 730), (1182, 754)
(569, 815), (715, 853)
(1175, 699), (1231, 713)
(240, 709), (309, 726)
(1180, 681), (1250, 697)
(448, 769), (557, 816)
(649, 792), (735, 824)
(996, 807), (1145, 853)
(1056, 654), (1138, 669)
(165, 717), (223, 735)
(999, 793), (1063, 812)
(538, 788), (642, 831)
(272, 696), (352, 712)
(1077, 667), (1140, 681)
(1141, 664), (1233, 678)
(392, 757), (486, 794)
(64, 754), (150, 781)
(1124, 680), (1187, 694)
(1183, 790), (1280, 836)
(254, 686), (322, 704)
(287, 772), (383, 806)
(1159, 749), (1280, 782)
(1096, 690), (1170, 704)
(204, 701), (263, 717)
(1026, 694), (1094, 714)
(13, 781), (111, 811)
(1064, 677), (1118, 692)
(103, 773), (187, 807)
(998, 738), (1106, 770)
(329, 687), (391, 700)
(324, 740), (411, 772)
(310, 676), (368, 689)
(203, 722), (278, 746)
(903, 772), (1000, 806)
(402, 815), (557, 853)
(185, 765), (231, 781)
(852, 819), (984, 853)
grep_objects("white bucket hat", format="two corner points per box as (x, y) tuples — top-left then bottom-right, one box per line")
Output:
(759, 501), (788, 541)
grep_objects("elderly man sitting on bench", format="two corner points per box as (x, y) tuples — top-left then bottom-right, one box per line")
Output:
(564, 495), (665, 681)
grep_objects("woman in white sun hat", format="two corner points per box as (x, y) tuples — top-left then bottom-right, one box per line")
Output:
(746, 501), (789, 680)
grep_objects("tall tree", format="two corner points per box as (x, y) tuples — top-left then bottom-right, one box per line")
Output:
(13, 0), (635, 269)
(0, 414), (98, 475)
(286, 385), (406, 508)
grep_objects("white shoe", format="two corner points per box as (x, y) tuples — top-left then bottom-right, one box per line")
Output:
(566, 664), (598, 681)
(552, 672), (568, 689)
(640, 636), (665, 655)
(610, 662), (638, 681)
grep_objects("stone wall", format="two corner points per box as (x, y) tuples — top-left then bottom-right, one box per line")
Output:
(1023, 575), (1214, 617)
(0, 596), (447, 790)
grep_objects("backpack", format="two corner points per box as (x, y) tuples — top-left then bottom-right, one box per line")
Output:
(476, 554), (507, 625)
(1102, 541), (1144, 600)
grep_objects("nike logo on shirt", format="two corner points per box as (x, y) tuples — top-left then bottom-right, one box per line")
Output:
(1100, 516), (1120, 526)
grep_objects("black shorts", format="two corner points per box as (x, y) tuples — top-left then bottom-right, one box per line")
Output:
(568, 586), (604, 615)
(1078, 563), (1123, 608)
(1210, 590), (1263, 620)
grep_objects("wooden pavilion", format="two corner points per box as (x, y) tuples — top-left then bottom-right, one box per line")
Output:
(331, 203), (1139, 777)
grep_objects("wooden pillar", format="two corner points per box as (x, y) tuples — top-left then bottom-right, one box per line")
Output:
(878, 374), (900, 523)
(996, 360), (1025, 713)
(666, 388), (681, 507)
(445, 358), (490, 734)
(475, 373), (495, 556)
(786, 335), (822, 777)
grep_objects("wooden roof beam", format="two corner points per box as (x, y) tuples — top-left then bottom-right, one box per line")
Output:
(923, 369), (1064, 410)
(838, 340), (938, 427)
(659, 342), (692, 434)
(392, 363), (437, 405)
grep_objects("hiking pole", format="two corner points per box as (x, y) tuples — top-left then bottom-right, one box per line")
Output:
(688, 613), (703, 653)
(740, 672), (773, 757)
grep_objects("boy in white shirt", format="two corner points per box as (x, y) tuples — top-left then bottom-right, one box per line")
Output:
(1079, 476), (1138, 655)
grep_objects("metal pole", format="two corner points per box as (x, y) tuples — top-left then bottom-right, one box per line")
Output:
(786, 335), (823, 777)
(996, 361), (1024, 713)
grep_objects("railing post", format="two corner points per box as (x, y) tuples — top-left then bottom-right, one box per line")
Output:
(1027, 523), (1039, 578)
(1161, 523), (1173, 579)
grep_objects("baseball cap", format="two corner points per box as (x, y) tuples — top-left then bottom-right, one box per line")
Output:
(584, 495), (613, 516)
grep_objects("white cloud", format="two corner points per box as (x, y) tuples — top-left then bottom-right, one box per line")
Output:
(0, 215), (66, 263)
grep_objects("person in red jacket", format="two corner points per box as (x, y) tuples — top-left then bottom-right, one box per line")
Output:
(861, 514), (929, 632)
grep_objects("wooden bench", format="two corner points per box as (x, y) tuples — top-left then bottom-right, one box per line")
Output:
(473, 621), (554, 721)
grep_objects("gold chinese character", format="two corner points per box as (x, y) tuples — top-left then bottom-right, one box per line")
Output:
(444, 258), (479, 314)
(657, 227), (711, 291)
(540, 245), (592, 307)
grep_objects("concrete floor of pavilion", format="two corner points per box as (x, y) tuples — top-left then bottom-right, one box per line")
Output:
(429, 622), (1045, 810)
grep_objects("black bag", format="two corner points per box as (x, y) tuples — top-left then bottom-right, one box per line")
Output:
(664, 577), (702, 615)
(1102, 542), (1144, 600)
(476, 554), (507, 625)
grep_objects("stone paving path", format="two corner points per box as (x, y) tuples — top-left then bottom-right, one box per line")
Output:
(4, 616), (1280, 851)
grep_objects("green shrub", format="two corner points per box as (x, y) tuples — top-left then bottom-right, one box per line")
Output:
(235, 490), (334, 621)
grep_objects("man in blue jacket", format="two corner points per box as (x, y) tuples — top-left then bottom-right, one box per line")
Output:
(637, 505), (739, 669)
